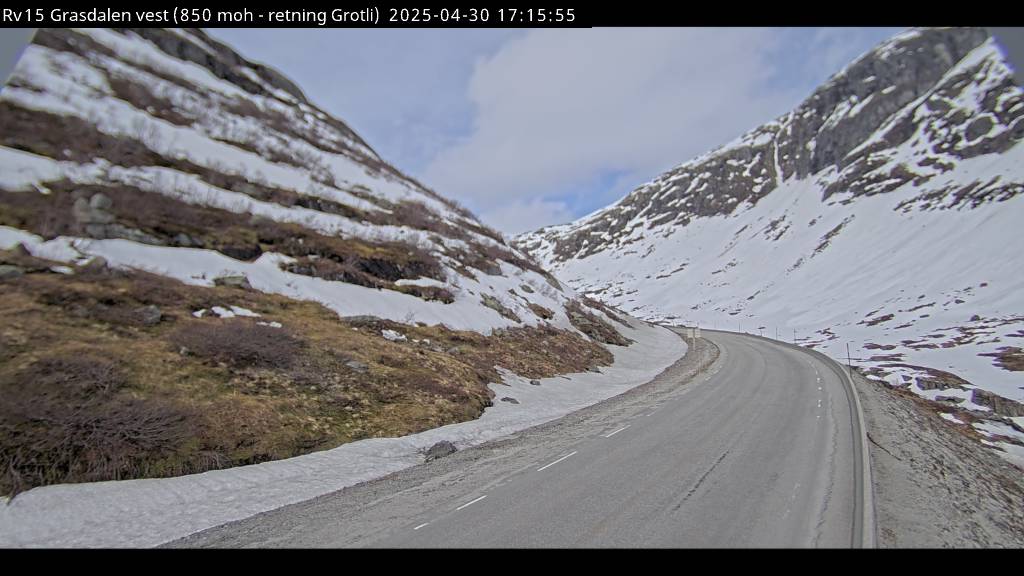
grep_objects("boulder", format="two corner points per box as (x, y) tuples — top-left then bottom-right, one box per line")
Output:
(79, 256), (108, 273)
(345, 360), (369, 373)
(424, 440), (457, 462)
(0, 265), (25, 281)
(214, 275), (252, 290)
(500, 397), (520, 405)
(135, 305), (163, 327)
(971, 388), (1024, 417)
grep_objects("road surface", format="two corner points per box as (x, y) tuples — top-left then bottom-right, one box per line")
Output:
(170, 330), (873, 548)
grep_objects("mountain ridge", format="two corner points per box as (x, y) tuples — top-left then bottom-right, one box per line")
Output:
(517, 26), (1024, 466)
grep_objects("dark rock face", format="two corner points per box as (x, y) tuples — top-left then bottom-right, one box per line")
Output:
(519, 28), (1023, 263)
(500, 397), (520, 405)
(971, 388), (1024, 417)
(424, 440), (458, 462)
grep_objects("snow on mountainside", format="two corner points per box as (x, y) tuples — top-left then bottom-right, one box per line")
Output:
(0, 27), (611, 334)
(0, 28), (681, 499)
(517, 27), (1024, 466)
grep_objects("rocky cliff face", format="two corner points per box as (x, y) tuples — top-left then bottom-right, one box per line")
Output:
(517, 27), (1024, 464)
(521, 28), (1022, 262)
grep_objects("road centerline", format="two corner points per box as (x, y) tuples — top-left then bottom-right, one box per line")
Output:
(537, 450), (578, 472)
(604, 425), (631, 438)
(455, 495), (487, 511)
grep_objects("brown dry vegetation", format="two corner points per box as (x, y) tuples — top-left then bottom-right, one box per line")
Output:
(861, 313), (895, 327)
(0, 250), (611, 497)
(0, 180), (448, 290)
(979, 347), (1024, 372)
(565, 300), (633, 346)
(24, 28), (485, 234)
(0, 99), (547, 285)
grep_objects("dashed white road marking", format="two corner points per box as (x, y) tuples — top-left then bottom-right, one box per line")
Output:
(413, 523), (429, 530)
(456, 495), (487, 511)
(604, 425), (630, 438)
(537, 451), (578, 472)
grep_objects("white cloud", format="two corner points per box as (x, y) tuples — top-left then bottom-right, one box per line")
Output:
(478, 198), (575, 236)
(211, 27), (903, 235)
(421, 28), (906, 234)
(422, 28), (803, 231)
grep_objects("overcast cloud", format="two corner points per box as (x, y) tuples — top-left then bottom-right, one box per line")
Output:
(212, 27), (900, 234)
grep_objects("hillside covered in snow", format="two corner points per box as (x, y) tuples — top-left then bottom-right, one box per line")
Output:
(0, 28), (682, 497)
(518, 28), (1024, 466)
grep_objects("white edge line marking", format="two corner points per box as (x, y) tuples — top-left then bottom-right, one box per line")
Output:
(604, 425), (631, 438)
(537, 450), (578, 472)
(413, 523), (429, 530)
(456, 495), (487, 511)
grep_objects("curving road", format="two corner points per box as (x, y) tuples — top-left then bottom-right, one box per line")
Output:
(171, 330), (874, 548)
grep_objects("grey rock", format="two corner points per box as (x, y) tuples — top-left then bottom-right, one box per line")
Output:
(345, 360), (369, 373)
(424, 440), (457, 462)
(72, 197), (94, 224)
(79, 256), (108, 273)
(214, 275), (252, 290)
(136, 305), (163, 327)
(966, 116), (994, 142)
(343, 315), (382, 326)
(529, 379), (541, 386)
(0, 264), (25, 281)
(500, 397), (520, 405)
(446, 346), (462, 355)
(89, 193), (113, 211)
(971, 388), (1024, 417)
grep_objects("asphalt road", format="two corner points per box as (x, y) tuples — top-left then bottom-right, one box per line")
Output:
(171, 330), (872, 548)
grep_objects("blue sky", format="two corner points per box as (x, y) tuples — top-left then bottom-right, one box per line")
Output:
(211, 27), (900, 234)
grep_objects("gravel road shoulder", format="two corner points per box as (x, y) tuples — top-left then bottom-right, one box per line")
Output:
(853, 371), (1024, 547)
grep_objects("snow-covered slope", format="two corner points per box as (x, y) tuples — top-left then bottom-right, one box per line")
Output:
(0, 28), (689, 539)
(518, 28), (1024, 461)
(0, 27), (599, 335)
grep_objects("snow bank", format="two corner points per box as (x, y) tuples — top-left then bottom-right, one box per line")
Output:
(0, 318), (686, 548)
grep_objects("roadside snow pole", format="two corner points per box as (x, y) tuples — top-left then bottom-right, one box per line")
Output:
(847, 342), (853, 379)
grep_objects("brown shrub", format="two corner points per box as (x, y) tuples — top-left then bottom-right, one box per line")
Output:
(580, 296), (631, 328)
(171, 320), (304, 369)
(565, 300), (632, 346)
(481, 294), (521, 323)
(106, 75), (192, 126)
(0, 356), (195, 497)
(397, 285), (456, 304)
(528, 303), (555, 320)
